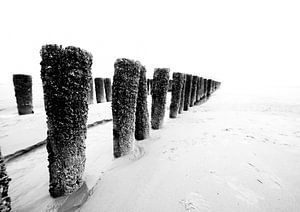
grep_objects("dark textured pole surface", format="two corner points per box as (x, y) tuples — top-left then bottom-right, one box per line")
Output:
(104, 78), (112, 102)
(178, 74), (186, 114)
(203, 78), (207, 100)
(40, 44), (92, 197)
(112, 58), (140, 158)
(151, 68), (170, 129)
(149, 79), (153, 95)
(135, 65), (149, 140)
(169, 72), (184, 118)
(207, 79), (212, 98)
(94, 78), (106, 103)
(87, 76), (94, 104)
(147, 79), (150, 95)
(183, 74), (192, 111)
(196, 77), (202, 103)
(190, 75), (198, 107)
(0, 148), (11, 212)
(168, 79), (173, 92)
(13, 74), (34, 115)
(200, 78), (205, 100)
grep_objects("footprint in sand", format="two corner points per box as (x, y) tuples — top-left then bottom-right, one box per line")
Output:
(224, 128), (233, 132)
(246, 135), (255, 139)
(247, 162), (282, 189)
(227, 181), (264, 205)
(294, 131), (300, 138)
(162, 147), (179, 161)
(210, 171), (263, 205)
(279, 133), (288, 136)
(180, 192), (211, 212)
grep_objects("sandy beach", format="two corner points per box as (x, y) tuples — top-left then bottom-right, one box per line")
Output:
(2, 85), (299, 211)
(79, 85), (300, 212)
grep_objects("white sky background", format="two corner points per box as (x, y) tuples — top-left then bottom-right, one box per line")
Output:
(0, 0), (299, 88)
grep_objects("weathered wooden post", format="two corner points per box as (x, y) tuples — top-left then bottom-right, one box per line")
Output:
(200, 78), (205, 101)
(169, 72), (184, 118)
(135, 65), (149, 140)
(202, 78), (207, 100)
(104, 78), (112, 102)
(87, 76), (94, 104)
(112, 58), (140, 158)
(178, 74), (186, 114)
(151, 68), (170, 129)
(94, 78), (106, 103)
(183, 74), (192, 111)
(149, 79), (153, 95)
(147, 79), (150, 95)
(190, 75), (198, 107)
(196, 76), (202, 104)
(0, 147), (11, 212)
(207, 79), (212, 98)
(168, 79), (173, 92)
(40, 44), (92, 197)
(12, 74), (34, 115)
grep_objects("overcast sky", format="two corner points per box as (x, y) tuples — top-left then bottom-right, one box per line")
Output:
(0, 0), (299, 88)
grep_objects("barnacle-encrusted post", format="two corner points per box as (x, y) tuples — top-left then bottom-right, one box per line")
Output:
(183, 74), (192, 111)
(202, 78), (207, 100)
(178, 74), (186, 114)
(112, 58), (140, 158)
(147, 79), (150, 95)
(13, 74), (34, 115)
(207, 79), (212, 98)
(190, 75), (198, 107)
(40, 44), (92, 197)
(151, 68), (170, 129)
(168, 79), (173, 92)
(87, 76), (94, 104)
(135, 65), (149, 140)
(104, 78), (112, 102)
(196, 76), (202, 104)
(169, 72), (184, 118)
(0, 147), (11, 212)
(95, 78), (106, 103)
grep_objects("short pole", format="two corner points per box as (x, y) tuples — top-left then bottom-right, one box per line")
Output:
(151, 68), (170, 129)
(112, 58), (140, 158)
(13, 74), (34, 115)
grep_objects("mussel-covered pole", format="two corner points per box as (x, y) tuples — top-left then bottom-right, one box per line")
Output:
(151, 68), (170, 129)
(178, 74), (186, 114)
(0, 147), (11, 212)
(149, 79), (153, 95)
(202, 78), (205, 100)
(112, 58), (140, 158)
(196, 76), (202, 103)
(168, 79), (173, 92)
(104, 78), (112, 102)
(202, 78), (207, 100)
(147, 79), (150, 95)
(183, 74), (192, 111)
(190, 75), (198, 107)
(13, 74), (34, 115)
(135, 65), (149, 140)
(169, 72), (184, 118)
(207, 79), (212, 98)
(87, 76), (94, 104)
(40, 44), (92, 197)
(94, 78), (106, 103)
